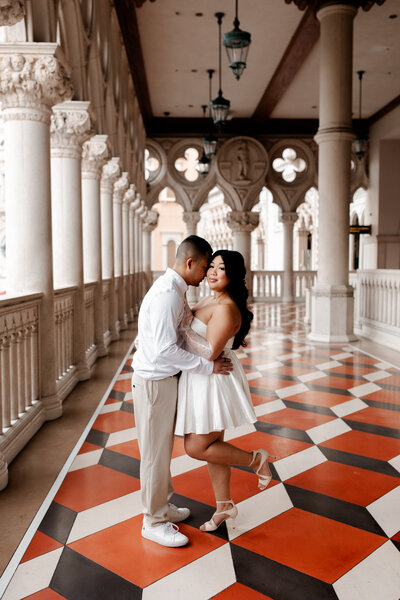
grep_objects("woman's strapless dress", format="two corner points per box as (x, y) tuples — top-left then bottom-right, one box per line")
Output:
(175, 317), (257, 435)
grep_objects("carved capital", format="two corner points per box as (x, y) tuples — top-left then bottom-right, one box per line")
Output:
(0, 50), (73, 112)
(182, 211), (201, 227)
(82, 134), (109, 177)
(101, 157), (121, 191)
(143, 209), (159, 233)
(0, 0), (25, 26)
(227, 211), (259, 233)
(136, 201), (147, 218)
(123, 183), (136, 204)
(280, 211), (299, 226)
(113, 171), (130, 203)
(51, 101), (92, 158)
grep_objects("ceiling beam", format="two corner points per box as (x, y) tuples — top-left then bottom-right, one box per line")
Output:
(114, 0), (153, 125)
(368, 95), (400, 126)
(252, 7), (319, 121)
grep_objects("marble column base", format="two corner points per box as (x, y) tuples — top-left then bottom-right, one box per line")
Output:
(309, 284), (357, 343)
(0, 452), (8, 491)
(41, 393), (63, 420)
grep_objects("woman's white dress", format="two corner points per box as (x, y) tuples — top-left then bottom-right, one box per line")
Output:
(175, 317), (257, 435)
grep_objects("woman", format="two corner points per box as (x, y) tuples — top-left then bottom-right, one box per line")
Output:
(175, 250), (274, 531)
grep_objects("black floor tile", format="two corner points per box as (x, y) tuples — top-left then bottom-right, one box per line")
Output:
(120, 401), (134, 414)
(108, 389), (127, 401)
(51, 547), (142, 600)
(39, 502), (77, 544)
(344, 419), (400, 440)
(308, 384), (353, 397)
(169, 493), (229, 541)
(86, 429), (110, 448)
(249, 387), (278, 398)
(99, 449), (140, 479)
(284, 400), (335, 416)
(364, 399), (400, 412)
(255, 421), (313, 444)
(319, 446), (400, 478)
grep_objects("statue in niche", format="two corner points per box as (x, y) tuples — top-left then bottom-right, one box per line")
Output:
(235, 141), (250, 181)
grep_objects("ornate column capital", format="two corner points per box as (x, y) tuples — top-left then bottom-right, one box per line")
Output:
(101, 157), (121, 192)
(227, 210), (259, 234)
(136, 201), (147, 218)
(129, 195), (141, 214)
(51, 101), (93, 159)
(82, 134), (109, 178)
(123, 183), (136, 205)
(280, 211), (299, 226)
(143, 209), (159, 233)
(0, 1), (25, 27)
(113, 171), (129, 204)
(0, 45), (73, 118)
(182, 211), (201, 227)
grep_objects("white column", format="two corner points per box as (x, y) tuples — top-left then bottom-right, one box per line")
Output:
(281, 212), (298, 302)
(51, 100), (92, 378)
(113, 172), (129, 331)
(81, 135), (109, 356)
(135, 201), (147, 305)
(310, 4), (357, 342)
(227, 211), (259, 299)
(143, 210), (159, 292)
(123, 184), (136, 322)
(0, 45), (73, 418)
(101, 157), (121, 340)
(129, 195), (140, 315)
(182, 211), (201, 302)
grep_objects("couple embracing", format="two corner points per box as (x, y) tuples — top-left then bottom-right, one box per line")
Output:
(132, 235), (273, 548)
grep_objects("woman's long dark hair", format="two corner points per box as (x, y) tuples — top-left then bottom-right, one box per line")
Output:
(210, 250), (253, 349)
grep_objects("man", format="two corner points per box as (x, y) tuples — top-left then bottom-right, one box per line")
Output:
(132, 235), (232, 547)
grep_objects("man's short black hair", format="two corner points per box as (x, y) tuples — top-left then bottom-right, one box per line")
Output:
(176, 235), (213, 263)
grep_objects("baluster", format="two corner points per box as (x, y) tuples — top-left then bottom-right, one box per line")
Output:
(1, 335), (11, 429)
(16, 325), (25, 415)
(9, 331), (19, 421)
(31, 322), (39, 402)
(24, 324), (32, 408)
(61, 307), (66, 375)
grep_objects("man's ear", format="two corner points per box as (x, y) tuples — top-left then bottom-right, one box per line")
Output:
(186, 257), (193, 269)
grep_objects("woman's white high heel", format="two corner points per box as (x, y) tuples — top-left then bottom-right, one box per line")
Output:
(250, 449), (275, 490)
(200, 500), (238, 532)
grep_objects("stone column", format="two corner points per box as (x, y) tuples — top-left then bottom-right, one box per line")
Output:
(123, 184), (136, 322)
(50, 101), (92, 378)
(281, 211), (298, 302)
(227, 211), (259, 299)
(113, 172), (129, 331)
(183, 210), (201, 303)
(143, 210), (159, 291)
(135, 201), (147, 305)
(101, 157), (121, 341)
(129, 195), (141, 315)
(81, 135), (109, 356)
(297, 222), (309, 270)
(310, 4), (357, 342)
(0, 46), (73, 418)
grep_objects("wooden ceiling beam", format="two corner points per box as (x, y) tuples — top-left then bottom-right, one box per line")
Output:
(114, 0), (153, 125)
(252, 6), (319, 121)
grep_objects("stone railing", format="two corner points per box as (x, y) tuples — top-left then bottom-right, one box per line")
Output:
(84, 283), (96, 367)
(350, 269), (400, 351)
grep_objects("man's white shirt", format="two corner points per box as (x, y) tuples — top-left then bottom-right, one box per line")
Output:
(132, 268), (213, 380)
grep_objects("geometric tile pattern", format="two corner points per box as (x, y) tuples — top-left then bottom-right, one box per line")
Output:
(1, 303), (400, 600)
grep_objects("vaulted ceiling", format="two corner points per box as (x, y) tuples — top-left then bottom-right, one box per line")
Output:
(115, 0), (400, 138)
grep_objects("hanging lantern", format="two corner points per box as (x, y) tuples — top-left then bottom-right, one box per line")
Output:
(223, 0), (251, 81)
(210, 13), (231, 127)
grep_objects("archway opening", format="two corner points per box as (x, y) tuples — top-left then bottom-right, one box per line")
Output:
(151, 187), (184, 272)
(198, 186), (232, 252)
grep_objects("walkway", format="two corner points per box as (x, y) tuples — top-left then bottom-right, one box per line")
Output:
(1, 303), (400, 599)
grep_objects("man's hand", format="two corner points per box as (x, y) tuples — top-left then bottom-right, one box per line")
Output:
(213, 353), (233, 375)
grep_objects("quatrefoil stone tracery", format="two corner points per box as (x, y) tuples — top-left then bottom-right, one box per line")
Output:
(144, 148), (160, 181)
(272, 148), (306, 183)
(174, 147), (199, 182)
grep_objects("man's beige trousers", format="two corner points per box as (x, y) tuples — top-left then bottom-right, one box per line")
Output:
(133, 372), (178, 525)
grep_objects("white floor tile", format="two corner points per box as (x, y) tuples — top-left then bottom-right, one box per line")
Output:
(2, 548), (63, 600)
(374, 362), (393, 371)
(330, 398), (368, 418)
(333, 541), (400, 600)
(125, 391), (133, 401)
(273, 445), (327, 481)
(330, 352), (354, 360)
(297, 371), (327, 383)
(116, 372), (132, 381)
(276, 352), (301, 360)
(228, 483), (293, 541)
(276, 382), (309, 399)
(254, 399), (286, 417)
(69, 449), (103, 472)
(106, 427), (137, 447)
(389, 454), (400, 473)
(315, 360), (342, 370)
(246, 371), (262, 381)
(170, 454), (206, 477)
(224, 422), (256, 441)
(100, 402), (122, 414)
(256, 360), (283, 370)
(292, 345), (310, 352)
(67, 491), (143, 543)
(142, 543), (235, 600)
(306, 418), (351, 444)
(348, 382), (382, 397)
(364, 370), (391, 382)
(367, 485), (400, 537)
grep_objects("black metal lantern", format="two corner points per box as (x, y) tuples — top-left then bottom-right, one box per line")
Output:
(223, 0), (251, 80)
(353, 70), (368, 161)
(196, 151), (211, 176)
(202, 70), (218, 157)
(210, 12), (230, 127)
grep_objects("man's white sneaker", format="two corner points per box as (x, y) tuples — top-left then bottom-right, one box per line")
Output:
(141, 521), (189, 547)
(167, 503), (190, 523)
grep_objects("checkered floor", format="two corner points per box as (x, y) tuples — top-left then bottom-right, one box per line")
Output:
(2, 303), (400, 600)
